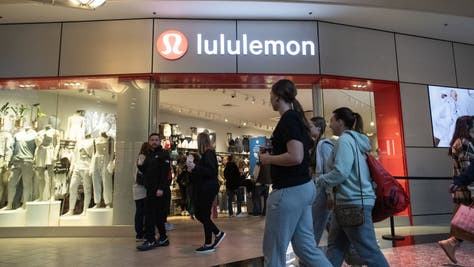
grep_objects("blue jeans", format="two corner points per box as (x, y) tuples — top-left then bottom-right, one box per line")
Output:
(312, 184), (332, 245)
(327, 205), (389, 267)
(263, 181), (332, 267)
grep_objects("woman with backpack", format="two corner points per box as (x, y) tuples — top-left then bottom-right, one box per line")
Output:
(316, 107), (389, 267)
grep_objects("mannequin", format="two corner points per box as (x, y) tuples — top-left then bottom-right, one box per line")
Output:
(0, 127), (14, 207)
(2, 126), (37, 209)
(64, 136), (93, 215)
(91, 132), (114, 208)
(66, 110), (85, 141)
(34, 124), (60, 201)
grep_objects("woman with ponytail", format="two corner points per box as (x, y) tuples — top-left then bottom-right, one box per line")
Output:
(259, 79), (331, 267)
(316, 107), (389, 267)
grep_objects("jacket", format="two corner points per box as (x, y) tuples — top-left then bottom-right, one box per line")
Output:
(137, 146), (170, 195)
(224, 161), (242, 190)
(317, 130), (376, 206)
(191, 149), (219, 191)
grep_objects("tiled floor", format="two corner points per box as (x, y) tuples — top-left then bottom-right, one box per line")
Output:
(0, 215), (472, 267)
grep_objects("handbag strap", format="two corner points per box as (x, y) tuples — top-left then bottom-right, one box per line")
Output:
(345, 131), (364, 208)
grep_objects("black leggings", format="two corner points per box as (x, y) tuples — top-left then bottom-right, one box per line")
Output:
(194, 185), (220, 244)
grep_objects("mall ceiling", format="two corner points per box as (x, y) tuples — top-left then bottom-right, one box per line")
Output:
(1, 0), (474, 45)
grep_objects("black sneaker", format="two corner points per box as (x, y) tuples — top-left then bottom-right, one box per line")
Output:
(212, 232), (226, 248)
(157, 237), (169, 247)
(194, 244), (215, 254)
(136, 240), (157, 251)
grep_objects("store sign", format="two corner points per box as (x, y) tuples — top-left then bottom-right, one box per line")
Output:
(157, 30), (316, 60)
(197, 34), (316, 56)
(156, 30), (189, 60)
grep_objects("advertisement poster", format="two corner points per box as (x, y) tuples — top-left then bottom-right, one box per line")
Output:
(429, 86), (474, 147)
(249, 136), (267, 174)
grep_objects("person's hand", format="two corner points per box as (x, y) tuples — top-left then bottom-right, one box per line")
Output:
(449, 183), (460, 193)
(156, 189), (163, 197)
(187, 162), (195, 172)
(137, 154), (146, 166)
(259, 152), (270, 165)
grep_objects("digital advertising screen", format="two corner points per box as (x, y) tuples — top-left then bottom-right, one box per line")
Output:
(428, 85), (474, 147)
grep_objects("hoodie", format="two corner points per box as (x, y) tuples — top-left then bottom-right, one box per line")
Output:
(317, 130), (375, 206)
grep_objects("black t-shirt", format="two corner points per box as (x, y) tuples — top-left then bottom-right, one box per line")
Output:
(270, 110), (311, 189)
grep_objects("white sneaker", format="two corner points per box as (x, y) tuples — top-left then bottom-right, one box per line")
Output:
(236, 213), (246, 218)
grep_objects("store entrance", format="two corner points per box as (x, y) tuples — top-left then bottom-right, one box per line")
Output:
(154, 74), (410, 221)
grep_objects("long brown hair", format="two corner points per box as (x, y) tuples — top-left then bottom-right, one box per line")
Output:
(139, 141), (151, 156)
(271, 79), (310, 133)
(448, 115), (474, 156)
(197, 132), (214, 154)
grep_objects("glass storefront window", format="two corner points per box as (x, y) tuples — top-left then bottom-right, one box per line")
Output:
(0, 77), (151, 227)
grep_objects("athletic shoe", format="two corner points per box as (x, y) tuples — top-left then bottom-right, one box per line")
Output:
(194, 244), (215, 254)
(236, 213), (246, 218)
(136, 240), (157, 251)
(213, 231), (226, 248)
(157, 237), (170, 247)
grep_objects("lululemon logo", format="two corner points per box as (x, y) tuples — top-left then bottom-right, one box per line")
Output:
(157, 30), (188, 60)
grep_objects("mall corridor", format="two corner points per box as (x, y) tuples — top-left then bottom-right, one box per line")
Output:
(0, 215), (473, 267)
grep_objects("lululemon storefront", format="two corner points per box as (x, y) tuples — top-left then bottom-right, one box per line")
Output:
(1, 18), (473, 235)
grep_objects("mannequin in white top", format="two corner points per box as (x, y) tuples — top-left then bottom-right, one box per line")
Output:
(0, 127), (14, 207)
(64, 136), (94, 215)
(91, 132), (114, 208)
(34, 124), (60, 201)
(66, 110), (85, 141)
(2, 126), (37, 210)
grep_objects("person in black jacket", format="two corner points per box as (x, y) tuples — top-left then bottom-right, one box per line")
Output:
(187, 132), (226, 253)
(224, 155), (243, 217)
(136, 133), (171, 251)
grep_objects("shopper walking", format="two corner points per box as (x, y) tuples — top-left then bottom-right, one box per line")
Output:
(187, 132), (226, 253)
(438, 115), (474, 263)
(309, 116), (335, 246)
(316, 107), (389, 267)
(259, 79), (332, 267)
(136, 133), (171, 251)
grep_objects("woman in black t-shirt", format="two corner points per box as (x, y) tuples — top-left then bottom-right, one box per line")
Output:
(259, 79), (331, 267)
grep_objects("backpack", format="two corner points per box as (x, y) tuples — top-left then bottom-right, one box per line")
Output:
(366, 153), (410, 222)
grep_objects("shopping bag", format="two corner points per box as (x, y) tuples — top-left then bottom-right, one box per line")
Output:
(451, 204), (474, 242)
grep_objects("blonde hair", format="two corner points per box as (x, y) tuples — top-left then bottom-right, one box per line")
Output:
(197, 132), (213, 154)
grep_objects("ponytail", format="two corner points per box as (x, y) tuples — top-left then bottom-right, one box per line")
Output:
(353, 112), (364, 133)
(272, 79), (311, 133)
(292, 98), (311, 133)
(333, 107), (364, 133)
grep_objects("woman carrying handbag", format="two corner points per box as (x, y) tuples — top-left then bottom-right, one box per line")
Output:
(438, 116), (474, 264)
(316, 107), (388, 267)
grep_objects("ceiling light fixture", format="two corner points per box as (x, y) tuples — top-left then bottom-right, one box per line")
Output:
(32, 0), (106, 10)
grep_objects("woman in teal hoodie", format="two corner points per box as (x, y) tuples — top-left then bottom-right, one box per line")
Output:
(317, 107), (389, 267)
